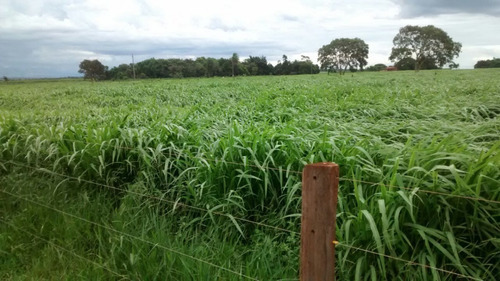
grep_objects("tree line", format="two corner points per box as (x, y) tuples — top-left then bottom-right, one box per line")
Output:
(80, 24), (500, 80)
(79, 53), (320, 81)
(474, 58), (500, 69)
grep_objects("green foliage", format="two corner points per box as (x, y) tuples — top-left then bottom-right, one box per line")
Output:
(231, 53), (239, 77)
(108, 55), (319, 80)
(318, 38), (369, 75)
(242, 56), (273, 75)
(365, 64), (387, 71)
(448, 62), (459, 70)
(273, 55), (320, 75)
(389, 25), (462, 71)
(474, 58), (500, 69)
(78, 59), (107, 81)
(395, 57), (440, 71)
(107, 63), (134, 80)
(395, 57), (416, 70)
(1, 70), (499, 280)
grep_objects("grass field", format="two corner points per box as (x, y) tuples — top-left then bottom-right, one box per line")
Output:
(1, 70), (499, 280)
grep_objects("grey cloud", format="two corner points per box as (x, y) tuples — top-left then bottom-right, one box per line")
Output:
(0, 28), (288, 78)
(8, 0), (73, 20)
(393, 0), (500, 17)
(207, 18), (246, 32)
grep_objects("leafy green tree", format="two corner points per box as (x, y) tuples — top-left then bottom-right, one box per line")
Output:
(242, 56), (272, 75)
(395, 56), (439, 71)
(217, 58), (233, 76)
(389, 25), (462, 71)
(231, 53), (239, 77)
(474, 58), (500, 68)
(395, 57), (416, 70)
(107, 64), (133, 80)
(300, 55), (313, 74)
(365, 64), (387, 71)
(281, 55), (291, 75)
(206, 58), (219, 77)
(2, 76), (8, 82)
(78, 59), (107, 81)
(136, 58), (160, 78)
(448, 62), (459, 70)
(318, 38), (369, 75)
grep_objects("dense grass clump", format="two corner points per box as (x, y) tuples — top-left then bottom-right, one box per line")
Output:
(1, 69), (499, 280)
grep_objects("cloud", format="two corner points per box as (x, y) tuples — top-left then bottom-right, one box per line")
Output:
(393, 0), (500, 18)
(207, 18), (246, 32)
(0, 0), (499, 77)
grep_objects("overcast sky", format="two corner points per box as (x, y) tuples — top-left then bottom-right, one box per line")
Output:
(1, 0), (499, 78)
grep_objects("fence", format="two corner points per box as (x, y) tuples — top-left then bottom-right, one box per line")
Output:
(1, 138), (498, 280)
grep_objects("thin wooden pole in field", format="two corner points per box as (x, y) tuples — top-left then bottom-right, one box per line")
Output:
(300, 162), (339, 281)
(132, 54), (136, 79)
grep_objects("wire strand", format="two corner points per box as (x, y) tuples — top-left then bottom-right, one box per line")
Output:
(38, 136), (304, 174)
(4, 160), (300, 235)
(339, 177), (500, 204)
(335, 243), (482, 281)
(1, 188), (481, 281)
(2, 160), (488, 280)
(14, 137), (500, 204)
(0, 189), (260, 281)
(0, 217), (128, 280)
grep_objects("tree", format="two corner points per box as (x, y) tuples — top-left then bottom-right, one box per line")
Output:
(280, 54), (292, 75)
(395, 56), (439, 71)
(242, 56), (272, 75)
(206, 58), (219, 77)
(231, 53), (239, 77)
(448, 62), (459, 70)
(389, 25), (462, 71)
(395, 57), (416, 70)
(78, 59), (107, 81)
(318, 38), (369, 75)
(2, 76), (8, 82)
(474, 58), (500, 68)
(301, 55), (313, 74)
(365, 63), (387, 71)
(107, 64), (133, 80)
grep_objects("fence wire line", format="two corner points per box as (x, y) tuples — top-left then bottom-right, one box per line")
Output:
(338, 177), (500, 204)
(24, 136), (304, 175)
(57, 138), (498, 203)
(1, 189), (481, 281)
(0, 189), (260, 281)
(4, 146), (500, 205)
(12, 136), (499, 201)
(336, 243), (482, 281)
(3, 160), (300, 235)
(3, 140), (494, 278)
(0, 217), (127, 280)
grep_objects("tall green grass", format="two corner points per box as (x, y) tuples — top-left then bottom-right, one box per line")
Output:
(1, 70), (499, 280)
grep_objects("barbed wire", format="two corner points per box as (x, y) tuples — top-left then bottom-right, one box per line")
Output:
(17, 136), (302, 174)
(0, 189), (260, 281)
(4, 145), (499, 204)
(338, 177), (500, 204)
(335, 243), (482, 281)
(1, 188), (482, 281)
(0, 217), (128, 280)
(3, 160), (300, 235)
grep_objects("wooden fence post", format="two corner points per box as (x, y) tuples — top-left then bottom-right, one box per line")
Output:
(300, 162), (339, 281)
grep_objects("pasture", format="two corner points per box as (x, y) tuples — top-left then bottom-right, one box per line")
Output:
(1, 70), (499, 280)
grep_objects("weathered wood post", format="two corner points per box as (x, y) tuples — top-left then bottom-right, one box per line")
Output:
(300, 162), (339, 281)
